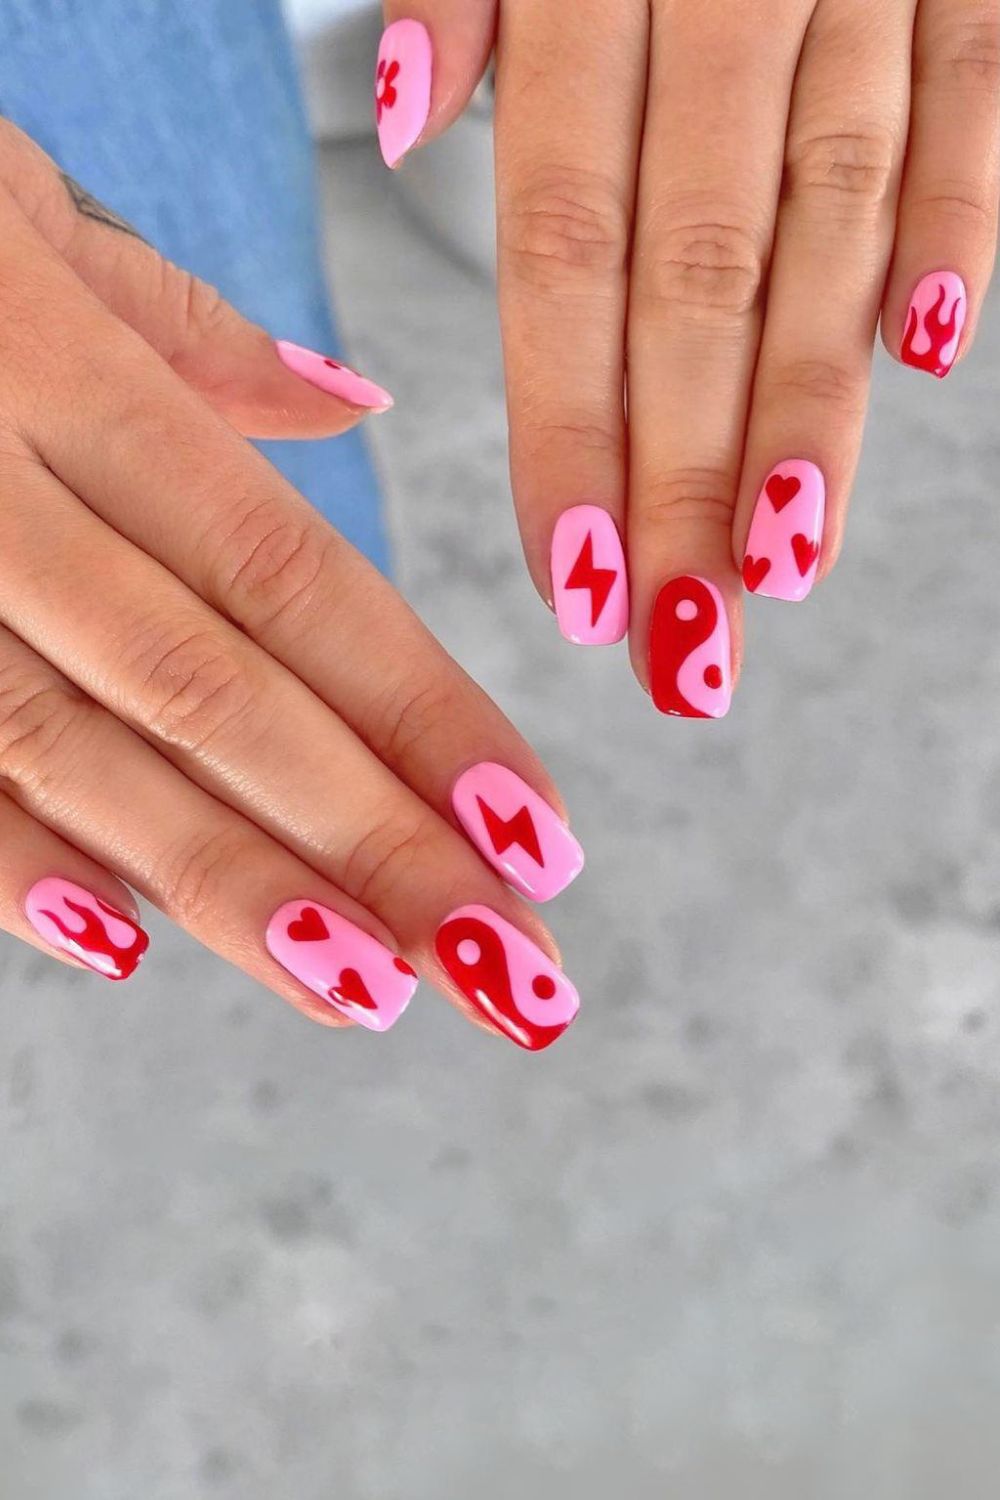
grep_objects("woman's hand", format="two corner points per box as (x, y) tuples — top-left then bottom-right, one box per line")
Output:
(0, 121), (584, 1052)
(376, 0), (999, 712)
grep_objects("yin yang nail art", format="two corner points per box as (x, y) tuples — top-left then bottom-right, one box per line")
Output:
(743, 461), (826, 603)
(435, 905), (580, 1053)
(266, 900), (418, 1032)
(649, 576), (732, 718)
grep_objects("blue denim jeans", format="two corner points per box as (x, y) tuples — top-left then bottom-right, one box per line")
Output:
(0, 0), (389, 571)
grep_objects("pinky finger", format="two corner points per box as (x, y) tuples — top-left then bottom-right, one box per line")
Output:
(882, 3), (1000, 377)
(0, 793), (149, 981)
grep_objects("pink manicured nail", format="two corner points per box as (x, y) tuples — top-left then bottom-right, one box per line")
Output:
(452, 762), (584, 903)
(901, 272), (967, 378)
(25, 878), (149, 980)
(742, 461), (826, 603)
(266, 900), (418, 1032)
(375, 19), (433, 169)
(649, 576), (732, 719)
(276, 339), (393, 410)
(551, 506), (629, 646)
(435, 905), (580, 1052)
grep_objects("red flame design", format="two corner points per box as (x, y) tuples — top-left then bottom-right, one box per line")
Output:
(901, 283), (961, 378)
(42, 897), (148, 980)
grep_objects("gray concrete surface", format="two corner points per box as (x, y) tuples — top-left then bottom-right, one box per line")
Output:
(3, 135), (1000, 1500)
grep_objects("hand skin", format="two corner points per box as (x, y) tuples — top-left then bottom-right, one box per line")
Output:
(0, 120), (583, 1047)
(380, 0), (1000, 710)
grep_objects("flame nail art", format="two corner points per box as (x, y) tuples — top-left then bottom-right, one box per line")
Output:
(452, 762), (585, 902)
(901, 273), (967, 379)
(436, 905), (579, 1053)
(25, 878), (149, 980)
(743, 461), (826, 603)
(649, 577), (732, 718)
(375, 19), (433, 168)
(275, 339), (393, 410)
(266, 900), (418, 1032)
(551, 506), (629, 646)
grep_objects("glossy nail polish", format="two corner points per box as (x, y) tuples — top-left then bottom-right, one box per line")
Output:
(452, 762), (584, 902)
(266, 900), (418, 1032)
(743, 461), (826, 602)
(375, 19), (433, 168)
(275, 339), (393, 410)
(436, 905), (579, 1052)
(25, 878), (149, 980)
(901, 272), (967, 378)
(649, 576), (732, 718)
(550, 505), (629, 645)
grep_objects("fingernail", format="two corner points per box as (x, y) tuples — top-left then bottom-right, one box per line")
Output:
(551, 506), (629, 646)
(743, 461), (826, 603)
(375, 19), (433, 169)
(901, 272), (967, 378)
(275, 339), (393, 410)
(266, 900), (418, 1032)
(436, 905), (579, 1052)
(25, 878), (149, 980)
(650, 576), (732, 719)
(452, 762), (585, 903)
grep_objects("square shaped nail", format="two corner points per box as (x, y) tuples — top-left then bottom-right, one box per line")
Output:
(267, 901), (417, 1032)
(649, 576), (732, 718)
(901, 272), (966, 378)
(452, 762), (584, 902)
(551, 506), (629, 645)
(742, 460), (826, 602)
(25, 877), (149, 980)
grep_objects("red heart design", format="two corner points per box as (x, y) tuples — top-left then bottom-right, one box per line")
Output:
(766, 474), (801, 512)
(330, 968), (378, 1012)
(742, 555), (771, 593)
(792, 534), (820, 577)
(287, 906), (329, 943)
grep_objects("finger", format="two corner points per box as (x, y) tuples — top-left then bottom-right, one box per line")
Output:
(0, 120), (391, 437)
(0, 792), (148, 981)
(495, 0), (646, 646)
(377, 2), (497, 167)
(627, 0), (811, 713)
(0, 624), (410, 1030)
(882, 2), (1000, 378)
(18, 224), (581, 902)
(734, 0), (912, 598)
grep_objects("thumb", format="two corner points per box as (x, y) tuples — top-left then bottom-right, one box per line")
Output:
(0, 120), (391, 439)
(377, 1), (498, 168)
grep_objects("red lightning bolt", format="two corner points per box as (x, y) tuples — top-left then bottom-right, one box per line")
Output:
(476, 797), (545, 867)
(565, 532), (616, 627)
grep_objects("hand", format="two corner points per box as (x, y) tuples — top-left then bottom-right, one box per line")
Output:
(376, 0), (999, 712)
(0, 121), (584, 1052)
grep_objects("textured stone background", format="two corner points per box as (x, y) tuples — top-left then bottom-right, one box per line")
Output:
(2, 136), (1000, 1500)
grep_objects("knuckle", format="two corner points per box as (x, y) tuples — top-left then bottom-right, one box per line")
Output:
(636, 217), (764, 319)
(341, 815), (435, 913)
(0, 672), (81, 791)
(128, 625), (252, 751)
(515, 411), (623, 465)
(501, 167), (629, 289)
(785, 128), (898, 208)
(766, 356), (865, 413)
(638, 467), (736, 533)
(932, 17), (1000, 91)
(165, 825), (251, 929)
(915, 185), (996, 238)
(214, 498), (334, 634)
(378, 678), (454, 770)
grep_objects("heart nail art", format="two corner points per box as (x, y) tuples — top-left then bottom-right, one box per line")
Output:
(742, 556), (772, 594)
(766, 474), (801, 512)
(452, 762), (585, 902)
(743, 461), (825, 603)
(267, 900), (418, 1032)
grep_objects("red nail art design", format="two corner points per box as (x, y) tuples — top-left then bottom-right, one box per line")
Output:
(375, 57), (400, 123)
(901, 273), (967, 378)
(649, 577), (732, 719)
(743, 461), (826, 602)
(25, 878), (149, 980)
(435, 905), (579, 1053)
(267, 900), (418, 1032)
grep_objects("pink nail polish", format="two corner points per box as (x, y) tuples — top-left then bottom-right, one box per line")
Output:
(743, 461), (826, 603)
(25, 878), (149, 980)
(275, 340), (393, 410)
(436, 905), (579, 1052)
(375, 19), (433, 169)
(650, 576), (732, 719)
(901, 272), (967, 378)
(551, 506), (629, 646)
(266, 900), (417, 1032)
(452, 762), (584, 903)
